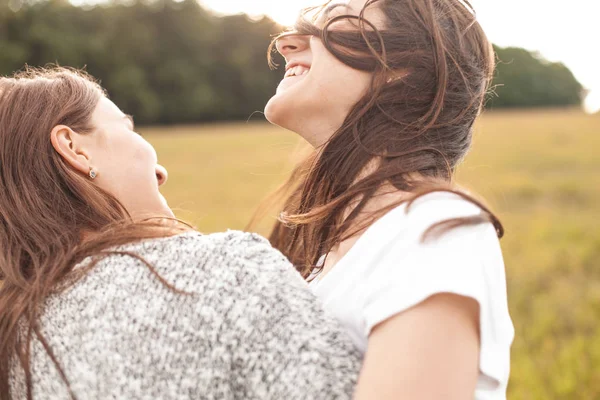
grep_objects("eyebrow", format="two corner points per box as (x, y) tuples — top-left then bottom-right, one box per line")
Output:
(124, 114), (135, 130)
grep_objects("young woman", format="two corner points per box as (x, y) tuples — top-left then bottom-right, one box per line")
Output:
(264, 0), (514, 399)
(0, 67), (361, 399)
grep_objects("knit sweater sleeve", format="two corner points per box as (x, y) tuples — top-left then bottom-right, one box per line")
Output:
(213, 232), (361, 400)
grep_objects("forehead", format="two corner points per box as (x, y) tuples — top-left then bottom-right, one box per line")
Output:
(90, 96), (131, 131)
(321, 0), (386, 29)
(94, 97), (124, 120)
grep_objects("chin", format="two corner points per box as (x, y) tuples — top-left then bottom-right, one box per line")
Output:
(264, 94), (286, 127)
(266, 94), (306, 135)
(159, 196), (175, 219)
(265, 94), (327, 148)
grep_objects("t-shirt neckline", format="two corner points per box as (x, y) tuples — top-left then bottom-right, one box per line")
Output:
(311, 201), (410, 289)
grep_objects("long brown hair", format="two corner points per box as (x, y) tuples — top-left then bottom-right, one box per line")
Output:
(266, 0), (504, 277)
(0, 67), (186, 399)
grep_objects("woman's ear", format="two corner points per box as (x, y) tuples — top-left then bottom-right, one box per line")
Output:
(50, 125), (91, 176)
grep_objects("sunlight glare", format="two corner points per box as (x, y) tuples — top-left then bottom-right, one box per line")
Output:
(200, 0), (320, 26)
(584, 90), (600, 114)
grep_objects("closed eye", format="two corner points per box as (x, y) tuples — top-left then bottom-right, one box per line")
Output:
(124, 114), (144, 136)
(320, 3), (351, 22)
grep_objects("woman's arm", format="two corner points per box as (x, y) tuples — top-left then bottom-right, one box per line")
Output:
(222, 232), (362, 399)
(354, 293), (480, 400)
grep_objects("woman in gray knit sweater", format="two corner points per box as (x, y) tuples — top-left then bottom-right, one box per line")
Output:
(0, 67), (361, 400)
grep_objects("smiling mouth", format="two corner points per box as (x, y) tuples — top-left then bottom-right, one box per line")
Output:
(284, 65), (310, 78)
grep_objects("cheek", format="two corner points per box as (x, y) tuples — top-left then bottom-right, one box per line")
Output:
(317, 63), (371, 112)
(99, 132), (158, 190)
(266, 56), (371, 128)
(132, 136), (158, 166)
(314, 44), (371, 107)
(116, 133), (155, 165)
(265, 34), (373, 137)
(126, 137), (158, 185)
(107, 135), (164, 215)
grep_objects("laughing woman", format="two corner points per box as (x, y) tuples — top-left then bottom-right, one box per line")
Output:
(0, 67), (360, 400)
(264, 0), (514, 399)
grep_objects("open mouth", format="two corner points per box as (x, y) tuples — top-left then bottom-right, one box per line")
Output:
(284, 64), (310, 79)
(277, 63), (311, 92)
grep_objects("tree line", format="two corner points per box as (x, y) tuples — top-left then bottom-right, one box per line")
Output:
(0, 0), (584, 125)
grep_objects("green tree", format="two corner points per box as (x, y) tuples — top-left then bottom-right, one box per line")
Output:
(490, 46), (583, 108)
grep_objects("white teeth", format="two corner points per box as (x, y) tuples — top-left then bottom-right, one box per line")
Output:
(285, 65), (310, 78)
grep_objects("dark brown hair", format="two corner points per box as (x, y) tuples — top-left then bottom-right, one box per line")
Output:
(265, 0), (504, 278)
(0, 67), (186, 399)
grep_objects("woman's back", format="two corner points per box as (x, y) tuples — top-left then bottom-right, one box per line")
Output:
(10, 231), (361, 399)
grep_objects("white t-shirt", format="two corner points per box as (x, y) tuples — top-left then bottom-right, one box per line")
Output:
(309, 192), (514, 400)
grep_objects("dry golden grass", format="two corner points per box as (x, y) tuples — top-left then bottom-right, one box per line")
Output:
(141, 109), (600, 399)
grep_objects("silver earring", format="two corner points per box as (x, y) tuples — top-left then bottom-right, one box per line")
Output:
(89, 167), (97, 180)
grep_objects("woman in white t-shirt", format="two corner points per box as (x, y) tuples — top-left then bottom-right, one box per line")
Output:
(261, 0), (514, 399)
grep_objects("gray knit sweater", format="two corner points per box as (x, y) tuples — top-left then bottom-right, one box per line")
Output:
(10, 231), (361, 399)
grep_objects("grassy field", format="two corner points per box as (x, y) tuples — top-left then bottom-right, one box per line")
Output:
(141, 109), (600, 399)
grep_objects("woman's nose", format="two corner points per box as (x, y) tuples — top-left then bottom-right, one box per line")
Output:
(276, 34), (310, 59)
(155, 164), (168, 187)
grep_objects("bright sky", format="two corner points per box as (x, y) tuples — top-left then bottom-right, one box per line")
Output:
(201, 0), (600, 113)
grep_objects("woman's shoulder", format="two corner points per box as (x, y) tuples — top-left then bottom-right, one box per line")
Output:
(51, 229), (304, 337)
(72, 230), (295, 296)
(366, 190), (498, 245)
(118, 229), (274, 257)
(402, 191), (487, 226)
(103, 229), (283, 264)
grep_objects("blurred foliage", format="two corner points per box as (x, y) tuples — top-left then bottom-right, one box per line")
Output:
(490, 45), (584, 109)
(0, 0), (585, 124)
(0, 0), (285, 124)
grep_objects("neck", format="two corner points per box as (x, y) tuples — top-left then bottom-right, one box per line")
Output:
(294, 115), (346, 149)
